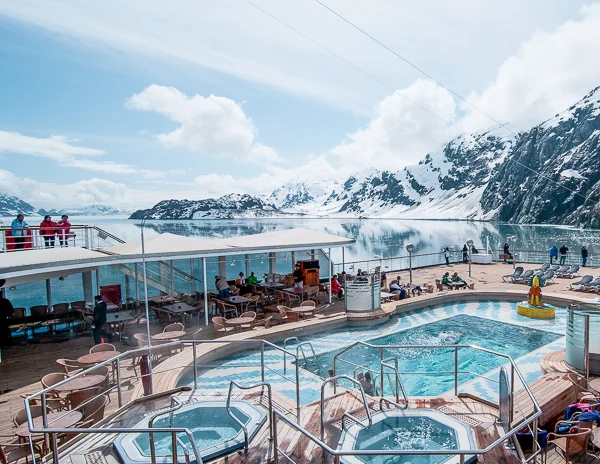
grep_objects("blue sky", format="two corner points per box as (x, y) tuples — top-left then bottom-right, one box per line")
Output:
(0, 1), (599, 210)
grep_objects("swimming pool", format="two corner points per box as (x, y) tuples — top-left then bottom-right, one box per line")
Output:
(178, 301), (566, 404)
(113, 401), (267, 464)
(303, 314), (561, 396)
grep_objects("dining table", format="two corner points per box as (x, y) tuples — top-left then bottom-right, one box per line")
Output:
(151, 331), (187, 341)
(52, 374), (107, 393)
(105, 312), (137, 341)
(148, 296), (178, 306)
(16, 411), (83, 437)
(283, 287), (310, 302)
(77, 351), (121, 365)
(162, 302), (197, 324)
(222, 296), (250, 308)
(588, 377), (600, 393)
(259, 282), (285, 288)
(290, 306), (316, 318)
(380, 291), (395, 302)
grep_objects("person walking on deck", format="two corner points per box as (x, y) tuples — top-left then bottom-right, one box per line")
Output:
(462, 245), (468, 263)
(549, 246), (558, 264)
(581, 245), (589, 267)
(92, 295), (111, 344)
(443, 247), (450, 265)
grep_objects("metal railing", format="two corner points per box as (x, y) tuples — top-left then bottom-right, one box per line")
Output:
(273, 341), (543, 464)
(380, 357), (408, 408)
(23, 338), (301, 464)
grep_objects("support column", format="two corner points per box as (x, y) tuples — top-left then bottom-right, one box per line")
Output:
(46, 279), (52, 310)
(342, 248), (345, 273)
(82, 271), (94, 304)
(244, 254), (250, 278)
(125, 275), (131, 302)
(291, 251), (295, 273)
(202, 258), (209, 326)
(218, 256), (227, 278)
(268, 252), (277, 276)
(327, 248), (332, 304)
(95, 268), (100, 295)
(169, 260), (174, 296)
(190, 259), (196, 296)
(134, 264), (140, 302)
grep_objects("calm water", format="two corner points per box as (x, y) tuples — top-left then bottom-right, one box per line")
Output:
(303, 314), (560, 397)
(4, 216), (600, 309)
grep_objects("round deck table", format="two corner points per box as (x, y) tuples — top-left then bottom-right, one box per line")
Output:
(291, 307), (316, 317)
(588, 377), (600, 393)
(77, 351), (120, 364)
(16, 411), (83, 437)
(226, 317), (254, 329)
(151, 331), (186, 340)
(52, 375), (106, 392)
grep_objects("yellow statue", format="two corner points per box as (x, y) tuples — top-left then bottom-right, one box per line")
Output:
(527, 276), (543, 307)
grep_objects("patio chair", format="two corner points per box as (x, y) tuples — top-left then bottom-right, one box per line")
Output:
(228, 285), (240, 296)
(212, 317), (233, 336)
(300, 300), (316, 308)
(181, 327), (203, 340)
(89, 343), (116, 354)
(555, 265), (571, 277)
(547, 428), (591, 463)
(12, 405), (51, 427)
(244, 295), (261, 311)
(313, 304), (332, 319)
(40, 373), (69, 410)
(549, 265), (561, 272)
(570, 275), (593, 290)
(11, 308), (25, 319)
(163, 322), (185, 333)
(285, 310), (301, 323)
(581, 278), (600, 292)
(71, 300), (86, 310)
(56, 358), (85, 375)
(81, 394), (109, 425)
(317, 284), (329, 303)
(533, 263), (550, 273)
(514, 270), (534, 284)
(239, 312), (257, 330)
(283, 291), (301, 308)
(566, 373), (600, 401)
(502, 267), (524, 282)
(216, 301), (238, 319)
(69, 386), (102, 410)
(0, 440), (43, 464)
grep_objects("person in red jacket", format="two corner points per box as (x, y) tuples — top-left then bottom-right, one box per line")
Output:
(57, 214), (71, 247)
(331, 275), (343, 300)
(39, 215), (57, 248)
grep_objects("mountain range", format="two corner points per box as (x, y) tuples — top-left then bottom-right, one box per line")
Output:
(131, 86), (600, 227)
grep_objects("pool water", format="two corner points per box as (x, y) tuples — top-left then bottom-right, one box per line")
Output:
(133, 406), (249, 458)
(353, 416), (457, 464)
(304, 314), (561, 396)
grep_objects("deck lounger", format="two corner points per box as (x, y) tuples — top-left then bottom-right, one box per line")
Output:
(548, 265), (560, 272)
(534, 263), (550, 273)
(514, 270), (534, 284)
(540, 270), (555, 284)
(570, 275), (593, 290)
(562, 265), (580, 278)
(555, 265), (570, 277)
(581, 278), (600, 292)
(503, 266), (523, 282)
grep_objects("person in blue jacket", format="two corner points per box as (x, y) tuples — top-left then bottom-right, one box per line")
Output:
(549, 246), (558, 264)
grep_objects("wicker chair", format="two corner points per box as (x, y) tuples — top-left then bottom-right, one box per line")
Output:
(216, 301), (238, 319)
(89, 343), (116, 354)
(300, 300), (316, 308)
(40, 373), (69, 410)
(69, 386), (102, 410)
(0, 440), (43, 464)
(547, 428), (591, 463)
(212, 317), (233, 336)
(163, 322), (185, 333)
(12, 405), (51, 427)
(81, 395), (109, 425)
(567, 372), (600, 401)
(56, 358), (85, 375)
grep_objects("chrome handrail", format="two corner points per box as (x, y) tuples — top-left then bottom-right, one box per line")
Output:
(226, 380), (274, 453)
(148, 397), (184, 464)
(380, 358), (408, 408)
(320, 375), (372, 440)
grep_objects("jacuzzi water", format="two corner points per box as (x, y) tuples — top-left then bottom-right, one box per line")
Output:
(304, 314), (560, 396)
(113, 401), (267, 464)
(338, 409), (476, 464)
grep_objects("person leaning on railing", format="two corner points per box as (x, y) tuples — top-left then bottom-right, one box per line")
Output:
(57, 215), (71, 247)
(10, 214), (29, 250)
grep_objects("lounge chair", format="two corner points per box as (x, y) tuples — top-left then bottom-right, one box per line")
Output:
(502, 266), (523, 282)
(514, 270), (534, 283)
(570, 275), (593, 290)
(548, 265), (560, 272)
(540, 270), (555, 284)
(555, 265), (571, 277)
(581, 278), (600, 292)
(560, 265), (580, 278)
(533, 263), (550, 273)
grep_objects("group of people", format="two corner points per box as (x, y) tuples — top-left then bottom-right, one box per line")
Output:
(441, 271), (467, 289)
(549, 245), (589, 266)
(10, 213), (72, 249)
(443, 245), (480, 265)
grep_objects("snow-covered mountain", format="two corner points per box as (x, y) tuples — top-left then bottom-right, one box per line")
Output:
(129, 86), (600, 227)
(0, 194), (38, 217)
(130, 193), (285, 219)
(39, 205), (130, 216)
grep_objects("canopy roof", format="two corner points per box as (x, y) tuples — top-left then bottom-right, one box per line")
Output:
(0, 228), (354, 282)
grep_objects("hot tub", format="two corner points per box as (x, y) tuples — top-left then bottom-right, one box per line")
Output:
(113, 400), (267, 464)
(338, 409), (476, 464)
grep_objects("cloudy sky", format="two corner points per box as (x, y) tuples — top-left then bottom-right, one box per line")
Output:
(1, 0), (599, 210)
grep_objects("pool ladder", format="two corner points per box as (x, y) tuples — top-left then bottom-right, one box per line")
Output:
(147, 397), (203, 464)
(379, 357), (409, 410)
(283, 337), (319, 373)
(226, 380), (274, 454)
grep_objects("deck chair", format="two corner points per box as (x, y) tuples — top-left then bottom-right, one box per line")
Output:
(555, 265), (571, 277)
(533, 263), (550, 273)
(540, 270), (555, 284)
(502, 267), (523, 282)
(562, 265), (580, 278)
(581, 278), (600, 292)
(548, 265), (560, 272)
(570, 275), (593, 290)
(514, 270), (534, 283)
(547, 428), (591, 463)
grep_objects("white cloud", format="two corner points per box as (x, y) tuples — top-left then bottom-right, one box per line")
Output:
(0, 130), (165, 178)
(328, 80), (458, 172)
(460, 3), (600, 132)
(126, 85), (281, 163)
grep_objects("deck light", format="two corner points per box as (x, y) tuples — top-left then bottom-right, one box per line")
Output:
(406, 244), (414, 283)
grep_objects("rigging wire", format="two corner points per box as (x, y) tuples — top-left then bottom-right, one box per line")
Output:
(242, 0), (590, 204)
